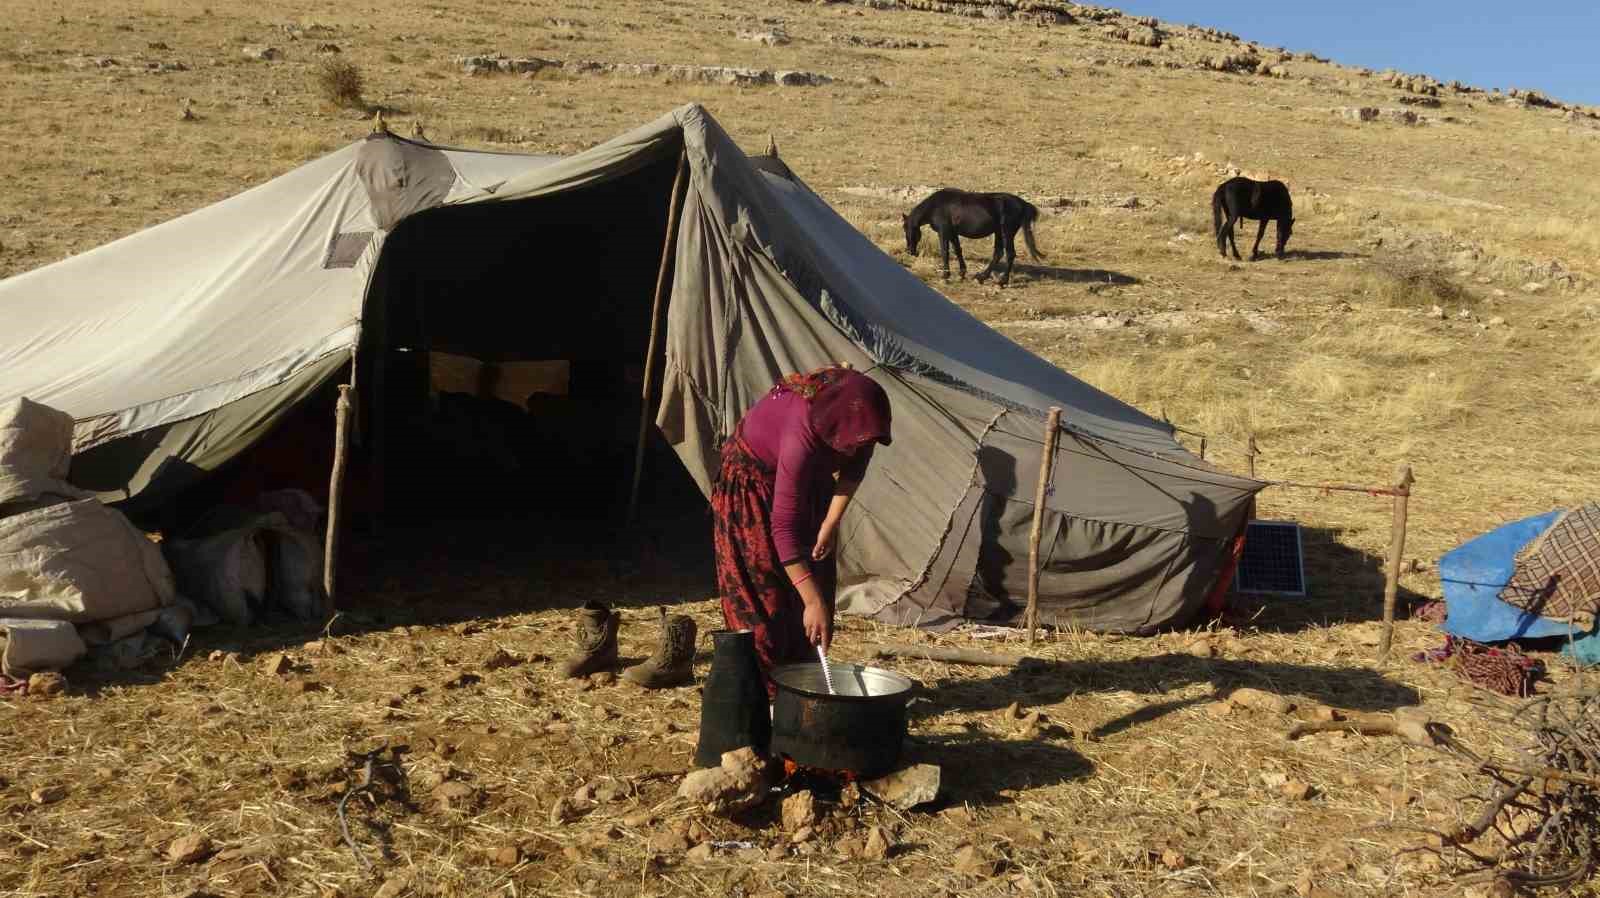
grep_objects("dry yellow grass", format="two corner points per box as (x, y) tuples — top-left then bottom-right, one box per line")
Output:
(3, 1), (1600, 896)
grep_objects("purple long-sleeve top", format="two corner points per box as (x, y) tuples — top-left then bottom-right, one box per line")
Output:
(738, 389), (874, 565)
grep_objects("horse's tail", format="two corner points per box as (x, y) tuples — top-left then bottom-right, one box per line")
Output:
(1019, 201), (1046, 261)
(1211, 184), (1224, 237)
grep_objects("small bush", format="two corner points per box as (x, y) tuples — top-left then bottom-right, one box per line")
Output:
(316, 58), (365, 109)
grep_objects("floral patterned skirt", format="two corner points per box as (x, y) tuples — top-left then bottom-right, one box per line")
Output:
(711, 437), (835, 699)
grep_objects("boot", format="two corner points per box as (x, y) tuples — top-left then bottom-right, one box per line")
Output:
(621, 607), (697, 688)
(558, 600), (619, 678)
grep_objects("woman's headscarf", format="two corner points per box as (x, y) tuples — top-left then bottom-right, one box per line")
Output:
(777, 367), (893, 454)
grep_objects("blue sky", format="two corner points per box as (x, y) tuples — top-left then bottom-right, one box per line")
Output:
(1108, 3), (1600, 106)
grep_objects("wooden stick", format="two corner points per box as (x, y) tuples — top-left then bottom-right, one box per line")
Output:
(1377, 464), (1415, 663)
(1246, 434), (1258, 478)
(1026, 407), (1063, 646)
(625, 146), (691, 527)
(323, 384), (354, 610)
(871, 643), (1031, 668)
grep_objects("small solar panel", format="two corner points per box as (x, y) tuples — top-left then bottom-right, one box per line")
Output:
(1237, 520), (1307, 595)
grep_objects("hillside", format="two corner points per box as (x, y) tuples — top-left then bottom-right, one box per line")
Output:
(2, 1), (1599, 897)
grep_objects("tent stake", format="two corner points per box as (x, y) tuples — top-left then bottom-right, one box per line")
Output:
(1376, 464), (1415, 664)
(1246, 433), (1258, 478)
(1026, 407), (1063, 645)
(323, 384), (354, 610)
(625, 145), (691, 527)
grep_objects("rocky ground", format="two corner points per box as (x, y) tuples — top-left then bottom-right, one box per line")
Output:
(3, 0), (1599, 896)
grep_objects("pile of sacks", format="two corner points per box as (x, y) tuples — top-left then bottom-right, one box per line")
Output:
(0, 398), (178, 678)
(0, 398), (329, 683)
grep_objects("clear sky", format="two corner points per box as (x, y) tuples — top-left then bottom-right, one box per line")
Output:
(1107, 3), (1600, 106)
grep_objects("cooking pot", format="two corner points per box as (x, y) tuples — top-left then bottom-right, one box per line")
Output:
(769, 661), (915, 779)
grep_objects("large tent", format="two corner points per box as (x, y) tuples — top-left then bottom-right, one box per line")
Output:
(0, 103), (1264, 633)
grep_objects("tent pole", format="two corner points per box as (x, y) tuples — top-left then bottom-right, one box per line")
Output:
(324, 383), (354, 610)
(625, 145), (691, 527)
(1376, 464), (1415, 664)
(1026, 407), (1063, 646)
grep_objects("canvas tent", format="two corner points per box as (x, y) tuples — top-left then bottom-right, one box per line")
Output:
(0, 103), (1265, 633)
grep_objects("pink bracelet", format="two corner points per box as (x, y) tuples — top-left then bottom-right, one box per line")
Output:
(791, 571), (813, 588)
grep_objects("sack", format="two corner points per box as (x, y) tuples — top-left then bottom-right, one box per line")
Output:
(0, 499), (176, 623)
(0, 398), (75, 481)
(167, 529), (269, 626)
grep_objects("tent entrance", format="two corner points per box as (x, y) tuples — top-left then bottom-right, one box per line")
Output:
(354, 147), (706, 548)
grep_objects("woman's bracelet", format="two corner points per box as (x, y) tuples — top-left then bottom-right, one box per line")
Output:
(791, 570), (813, 588)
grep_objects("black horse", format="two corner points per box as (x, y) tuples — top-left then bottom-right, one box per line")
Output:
(1212, 177), (1294, 260)
(903, 189), (1045, 286)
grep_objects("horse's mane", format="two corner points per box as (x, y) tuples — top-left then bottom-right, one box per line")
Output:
(907, 188), (953, 220)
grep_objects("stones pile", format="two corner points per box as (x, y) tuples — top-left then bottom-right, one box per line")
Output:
(456, 54), (847, 87)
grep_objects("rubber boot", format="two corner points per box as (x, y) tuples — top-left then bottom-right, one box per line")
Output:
(622, 607), (697, 688)
(558, 600), (619, 678)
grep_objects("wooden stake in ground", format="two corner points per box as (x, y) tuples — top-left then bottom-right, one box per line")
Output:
(625, 145), (691, 528)
(872, 643), (1032, 668)
(1246, 434), (1258, 478)
(1026, 407), (1063, 645)
(1377, 464), (1415, 663)
(323, 383), (354, 609)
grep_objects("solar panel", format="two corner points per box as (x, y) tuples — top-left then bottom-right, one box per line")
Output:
(1237, 520), (1307, 595)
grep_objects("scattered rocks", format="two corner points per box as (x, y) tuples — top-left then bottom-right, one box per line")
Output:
(1280, 780), (1315, 801)
(1203, 52), (1260, 74)
(431, 781), (481, 814)
(676, 747), (773, 816)
(489, 843), (520, 867)
(781, 789), (818, 832)
(1229, 688), (1295, 714)
(30, 785), (67, 805)
(166, 833), (213, 864)
(862, 825), (895, 860)
(27, 671), (66, 698)
(953, 842), (999, 876)
(372, 874), (408, 898)
(1160, 847), (1189, 870)
(860, 764), (941, 810)
(736, 28), (791, 46)
(1339, 106), (1380, 123)
(622, 810), (654, 828)
(647, 830), (690, 853)
(241, 46), (284, 61)
(685, 842), (716, 863)
(481, 647), (522, 670)
(260, 652), (292, 676)
(828, 33), (941, 49)
(589, 671), (615, 687)
(790, 825), (817, 845)
(548, 796), (576, 825)
(454, 54), (849, 88)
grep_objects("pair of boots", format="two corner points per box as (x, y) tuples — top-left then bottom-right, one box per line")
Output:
(558, 601), (696, 688)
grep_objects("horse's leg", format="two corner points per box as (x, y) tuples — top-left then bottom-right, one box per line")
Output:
(1250, 219), (1268, 261)
(1226, 215), (1242, 260)
(1000, 225), (1018, 286)
(977, 230), (1001, 282)
(938, 229), (951, 280)
(950, 231), (968, 279)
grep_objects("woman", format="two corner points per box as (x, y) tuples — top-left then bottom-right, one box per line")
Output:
(712, 366), (893, 697)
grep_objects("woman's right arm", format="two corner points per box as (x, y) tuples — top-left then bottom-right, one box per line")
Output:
(774, 428), (831, 649)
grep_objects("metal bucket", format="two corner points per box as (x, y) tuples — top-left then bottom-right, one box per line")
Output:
(769, 661), (915, 779)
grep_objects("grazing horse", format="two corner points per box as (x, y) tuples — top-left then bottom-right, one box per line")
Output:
(1212, 177), (1294, 260)
(902, 189), (1045, 286)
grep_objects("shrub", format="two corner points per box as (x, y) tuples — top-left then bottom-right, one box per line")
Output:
(315, 58), (365, 109)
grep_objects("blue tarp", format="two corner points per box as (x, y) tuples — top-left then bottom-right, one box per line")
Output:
(1440, 510), (1599, 663)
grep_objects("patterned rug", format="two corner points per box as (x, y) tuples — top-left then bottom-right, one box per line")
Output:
(1499, 502), (1600, 630)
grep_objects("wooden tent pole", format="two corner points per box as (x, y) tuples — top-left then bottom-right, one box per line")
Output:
(625, 146), (691, 527)
(1377, 464), (1415, 664)
(1246, 433), (1258, 478)
(1026, 407), (1063, 645)
(323, 383), (354, 610)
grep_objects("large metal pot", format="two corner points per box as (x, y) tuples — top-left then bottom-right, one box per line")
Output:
(769, 661), (915, 779)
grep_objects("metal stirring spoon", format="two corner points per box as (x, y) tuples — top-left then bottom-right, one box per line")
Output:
(816, 645), (837, 695)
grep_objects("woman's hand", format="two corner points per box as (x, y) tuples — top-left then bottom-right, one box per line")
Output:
(812, 522), (837, 561)
(802, 598), (832, 651)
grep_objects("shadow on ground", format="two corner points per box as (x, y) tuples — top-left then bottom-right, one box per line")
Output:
(1011, 265), (1140, 285)
(916, 653), (1419, 727)
(1234, 524), (1431, 634)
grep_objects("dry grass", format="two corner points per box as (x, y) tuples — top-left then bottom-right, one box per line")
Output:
(4, 1), (1600, 896)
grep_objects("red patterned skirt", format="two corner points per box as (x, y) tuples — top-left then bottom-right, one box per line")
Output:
(711, 437), (835, 699)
